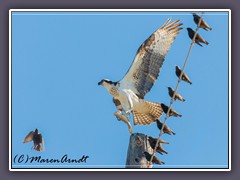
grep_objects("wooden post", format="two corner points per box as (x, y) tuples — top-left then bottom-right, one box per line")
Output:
(125, 133), (153, 168)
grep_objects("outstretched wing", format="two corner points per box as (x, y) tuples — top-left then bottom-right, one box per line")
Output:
(119, 18), (182, 99)
(23, 131), (34, 143)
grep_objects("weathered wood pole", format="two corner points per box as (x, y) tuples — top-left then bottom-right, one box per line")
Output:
(125, 133), (153, 168)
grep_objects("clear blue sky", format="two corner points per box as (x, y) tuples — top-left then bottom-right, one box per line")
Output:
(11, 10), (229, 169)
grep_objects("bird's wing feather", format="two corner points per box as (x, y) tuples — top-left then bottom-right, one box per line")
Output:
(119, 18), (182, 99)
(23, 131), (34, 143)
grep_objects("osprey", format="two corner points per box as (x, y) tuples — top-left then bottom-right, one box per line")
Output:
(98, 18), (182, 125)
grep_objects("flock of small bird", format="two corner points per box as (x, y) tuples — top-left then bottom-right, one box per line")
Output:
(144, 13), (212, 165)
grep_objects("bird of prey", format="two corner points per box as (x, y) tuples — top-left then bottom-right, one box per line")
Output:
(98, 18), (182, 126)
(193, 13), (212, 31)
(167, 86), (186, 102)
(175, 65), (192, 85)
(23, 128), (44, 151)
(187, 27), (209, 47)
(148, 136), (168, 155)
(156, 119), (176, 135)
(143, 151), (165, 165)
(161, 103), (182, 117)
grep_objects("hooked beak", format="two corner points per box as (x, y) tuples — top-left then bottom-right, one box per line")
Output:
(98, 80), (102, 86)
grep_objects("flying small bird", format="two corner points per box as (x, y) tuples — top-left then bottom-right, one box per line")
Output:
(156, 119), (176, 135)
(192, 13), (212, 31)
(175, 66), (192, 85)
(186, 27), (209, 47)
(23, 128), (44, 151)
(148, 136), (168, 155)
(98, 19), (182, 126)
(143, 152), (165, 165)
(167, 87), (186, 102)
(161, 103), (182, 117)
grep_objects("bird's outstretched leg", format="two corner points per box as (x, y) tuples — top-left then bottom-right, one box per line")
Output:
(125, 93), (134, 115)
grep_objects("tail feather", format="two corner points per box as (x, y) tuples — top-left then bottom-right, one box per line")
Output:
(133, 112), (155, 125)
(133, 100), (163, 125)
(34, 144), (42, 151)
(196, 41), (203, 47)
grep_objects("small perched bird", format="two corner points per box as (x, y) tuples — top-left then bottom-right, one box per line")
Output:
(167, 87), (186, 102)
(156, 119), (176, 135)
(148, 136), (169, 144)
(143, 152), (165, 165)
(161, 103), (182, 117)
(175, 66), (192, 85)
(193, 13), (212, 31)
(186, 27), (209, 47)
(148, 136), (168, 155)
(23, 128), (44, 151)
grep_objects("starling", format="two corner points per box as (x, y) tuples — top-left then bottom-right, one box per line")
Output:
(148, 136), (168, 155)
(175, 66), (192, 85)
(186, 27), (209, 47)
(193, 13), (212, 31)
(148, 136), (169, 144)
(161, 103), (182, 117)
(156, 119), (176, 135)
(23, 128), (44, 151)
(167, 87), (186, 102)
(143, 152), (165, 165)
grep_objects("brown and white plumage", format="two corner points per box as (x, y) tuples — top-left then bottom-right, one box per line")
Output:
(98, 19), (182, 126)
(119, 19), (183, 99)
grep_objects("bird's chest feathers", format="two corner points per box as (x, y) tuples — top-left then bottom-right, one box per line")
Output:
(109, 87), (119, 96)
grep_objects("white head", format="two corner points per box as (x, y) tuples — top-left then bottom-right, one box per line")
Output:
(98, 79), (118, 91)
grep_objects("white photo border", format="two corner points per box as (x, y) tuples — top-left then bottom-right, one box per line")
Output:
(9, 9), (231, 171)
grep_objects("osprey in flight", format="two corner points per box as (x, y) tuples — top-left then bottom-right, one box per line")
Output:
(98, 18), (182, 126)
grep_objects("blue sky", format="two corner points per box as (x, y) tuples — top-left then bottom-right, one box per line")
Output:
(11, 10), (229, 169)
